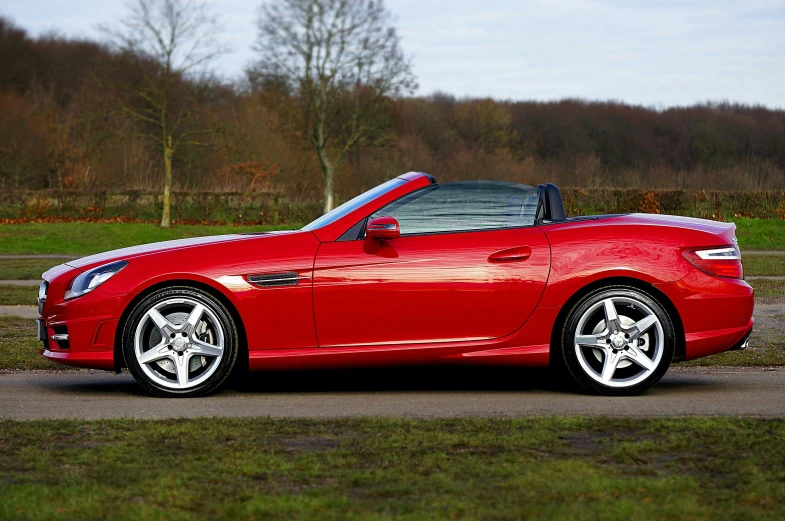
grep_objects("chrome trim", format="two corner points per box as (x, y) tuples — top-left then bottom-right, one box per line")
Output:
(36, 318), (46, 341)
(38, 281), (48, 315)
(51, 333), (69, 342)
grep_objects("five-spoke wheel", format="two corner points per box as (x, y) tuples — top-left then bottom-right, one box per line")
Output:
(122, 286), (238, 397)
(559, 286), (675, 396)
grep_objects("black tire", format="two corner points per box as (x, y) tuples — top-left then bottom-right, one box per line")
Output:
(121, 286), (239, 397)
(558, 285), (675, 396)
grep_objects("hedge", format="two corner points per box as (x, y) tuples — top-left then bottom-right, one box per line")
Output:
(1, 188), (784, 224)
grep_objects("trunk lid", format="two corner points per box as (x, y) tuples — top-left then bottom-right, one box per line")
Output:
(610, 213), (737, 245)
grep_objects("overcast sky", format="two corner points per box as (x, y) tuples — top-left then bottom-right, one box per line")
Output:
(4, 0), (784, 108)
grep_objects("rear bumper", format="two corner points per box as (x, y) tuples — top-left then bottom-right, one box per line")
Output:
(728, 325), (753, 352)
(655, 269), (754, 361)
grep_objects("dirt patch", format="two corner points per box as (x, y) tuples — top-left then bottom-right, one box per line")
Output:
(282, 436), (339, 453)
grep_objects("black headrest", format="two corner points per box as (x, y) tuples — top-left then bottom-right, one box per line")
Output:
(537, 183), (566, 222)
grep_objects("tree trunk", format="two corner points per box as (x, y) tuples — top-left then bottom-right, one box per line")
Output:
(161, 134), (173, 228)
(323, 164), (335, 214)
(317, 147), (336, 214)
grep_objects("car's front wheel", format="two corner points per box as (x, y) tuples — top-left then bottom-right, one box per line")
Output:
(121, 286), (239, 397)
(559, 285), (675, 396)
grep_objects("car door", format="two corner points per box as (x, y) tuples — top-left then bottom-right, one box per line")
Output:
(312, 181), (551, 348)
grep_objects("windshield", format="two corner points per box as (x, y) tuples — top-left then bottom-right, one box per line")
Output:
(370, 181), (540, 235)
(302, 178), (407, 231)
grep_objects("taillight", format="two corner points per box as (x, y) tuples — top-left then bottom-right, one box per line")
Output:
(683, 247), (743, 279)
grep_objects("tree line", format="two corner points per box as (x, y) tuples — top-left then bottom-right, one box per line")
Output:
(2, 1), (784, 226)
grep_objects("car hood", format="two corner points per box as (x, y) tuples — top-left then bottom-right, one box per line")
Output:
(63, 230), (299, 271)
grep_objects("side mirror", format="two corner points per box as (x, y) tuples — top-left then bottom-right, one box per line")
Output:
(366, 216), (400, 241)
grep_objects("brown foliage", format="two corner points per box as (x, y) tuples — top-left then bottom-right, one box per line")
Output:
(1, 17), (784, 206)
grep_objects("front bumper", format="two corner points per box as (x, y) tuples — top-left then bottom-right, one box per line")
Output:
(38, 285), (126, 371)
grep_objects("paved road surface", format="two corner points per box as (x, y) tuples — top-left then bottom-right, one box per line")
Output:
(0, 306), (39, 318)
(1, 367), (783, 420)
(0, 280), (42, 286)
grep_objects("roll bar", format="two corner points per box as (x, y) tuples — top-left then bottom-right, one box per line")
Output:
(537, 183), (566, 222)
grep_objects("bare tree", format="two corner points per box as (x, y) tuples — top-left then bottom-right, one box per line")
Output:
(100, 0), (228, 227)
(251, 0), (416, 213)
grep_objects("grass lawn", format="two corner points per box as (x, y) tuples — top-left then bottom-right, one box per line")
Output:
(0, 285), (37, 305)
(0, 222), (300, 255)
(0, 317), (64, 370)
(0, 417), (784, 520)
(0, 259), (64, 280)
(751, 278), (785, 299)
(733, 218), (785, 251)
(0, 219), (782, 256)
(743, 254), (785, 277)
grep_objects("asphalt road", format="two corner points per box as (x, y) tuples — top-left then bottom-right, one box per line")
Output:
(1, 366), (783, 420)
(0, 306), (39, 318)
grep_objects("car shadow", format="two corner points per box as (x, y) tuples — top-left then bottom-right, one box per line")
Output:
(229, 365), (575, 394)
(39, 365), (714, 398)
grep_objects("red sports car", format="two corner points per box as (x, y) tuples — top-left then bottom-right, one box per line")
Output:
(38, 172), (754, 397)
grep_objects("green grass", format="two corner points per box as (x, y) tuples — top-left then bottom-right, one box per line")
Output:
(0, 222), (300, 255)
(0, 259), (65, 280)
(0, 285), (37, 306)
(0, 417), (784, 520)
(751, 278), (785, 299)
(685, 339), (785, 367)
(733, 218), (785, 250)
(0, 317), (64, 370)
(743, 254), (785, 277)
(0, 219), (782, 255)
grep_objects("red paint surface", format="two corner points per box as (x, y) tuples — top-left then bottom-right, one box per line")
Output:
(39, 172), (754, 372)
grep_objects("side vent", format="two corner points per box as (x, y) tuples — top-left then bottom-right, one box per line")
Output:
(247, 272), (301, 288)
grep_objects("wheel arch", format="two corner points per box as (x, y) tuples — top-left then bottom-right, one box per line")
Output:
(548, 276), (686, 364)
(113, 279), (248, 373)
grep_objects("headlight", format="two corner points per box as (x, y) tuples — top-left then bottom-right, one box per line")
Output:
(64, 261), (128, 300)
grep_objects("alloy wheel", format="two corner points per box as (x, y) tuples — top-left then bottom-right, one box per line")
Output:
(572, 295), (664, 388)
(133, 297), (226, 390)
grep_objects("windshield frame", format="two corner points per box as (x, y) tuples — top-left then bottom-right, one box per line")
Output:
(302, 178), (407, 231)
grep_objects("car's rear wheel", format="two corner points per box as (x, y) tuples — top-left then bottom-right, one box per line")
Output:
(122, 286), (238, 397)
(559, 285), (675, 396)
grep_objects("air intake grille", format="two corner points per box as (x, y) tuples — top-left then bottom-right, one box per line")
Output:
(247, 272), (301, 287)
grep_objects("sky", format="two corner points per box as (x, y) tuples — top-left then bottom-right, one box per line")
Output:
(4, 0), (785, 108)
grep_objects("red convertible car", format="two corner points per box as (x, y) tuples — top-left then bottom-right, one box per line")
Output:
(38, 172), (754, 397)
